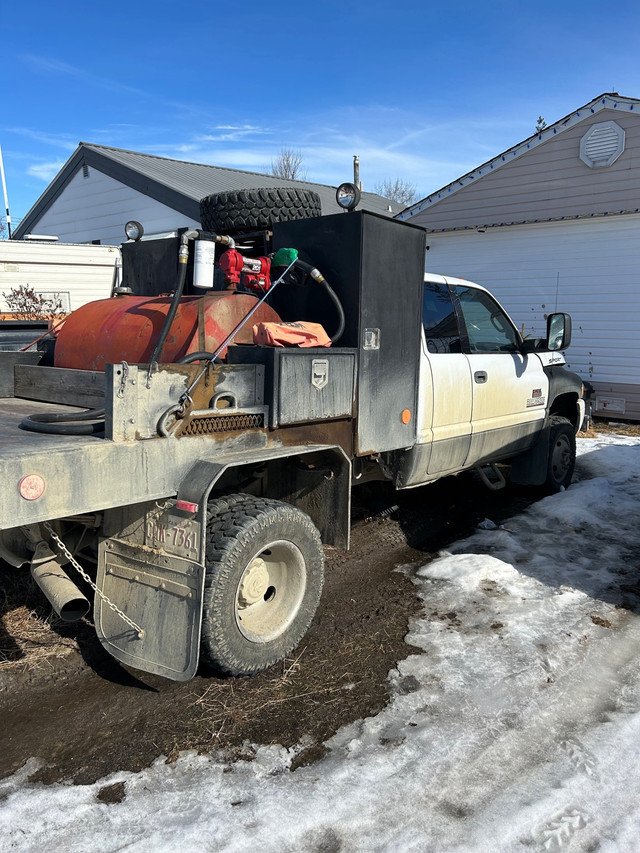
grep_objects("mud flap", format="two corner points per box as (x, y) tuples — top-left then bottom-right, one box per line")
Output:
(95, 537), (205, 681)
(509, 422), (551, 486)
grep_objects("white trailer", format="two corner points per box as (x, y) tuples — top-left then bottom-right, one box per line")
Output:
(0, 239), (121, 314)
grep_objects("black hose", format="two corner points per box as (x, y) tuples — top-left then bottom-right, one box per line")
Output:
(149, 256), (189, 364)
(177, 351), (216, 364)
(288, 259), (345, 344)
(320, 279), (345, 343)
(21, 408), (106, 435)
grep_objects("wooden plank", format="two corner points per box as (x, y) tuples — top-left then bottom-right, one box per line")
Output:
(0, 351), (42, 398)
(14, 365), (105, 407)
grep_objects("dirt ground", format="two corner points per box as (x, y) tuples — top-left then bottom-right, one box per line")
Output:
(0, 469), (541, 788)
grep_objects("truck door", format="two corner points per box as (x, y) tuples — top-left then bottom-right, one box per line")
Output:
(419, 280), (473, 474)
(451, 283), (549, 467)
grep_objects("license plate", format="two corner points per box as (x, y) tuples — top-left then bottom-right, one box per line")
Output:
(145, 507), (200, 561)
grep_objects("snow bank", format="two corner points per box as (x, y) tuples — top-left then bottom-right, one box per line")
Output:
(3, 434), (640, 852)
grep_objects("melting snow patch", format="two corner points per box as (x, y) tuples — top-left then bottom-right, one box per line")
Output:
(3, 434), (640, 852)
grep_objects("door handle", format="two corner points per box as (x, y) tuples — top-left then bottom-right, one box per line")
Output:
(474, 371), (488, 384)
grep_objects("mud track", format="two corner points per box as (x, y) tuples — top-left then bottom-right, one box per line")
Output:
(0, 474), (535, 786)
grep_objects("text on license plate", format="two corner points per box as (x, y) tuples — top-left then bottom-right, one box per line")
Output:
(146, 514), (200, 560)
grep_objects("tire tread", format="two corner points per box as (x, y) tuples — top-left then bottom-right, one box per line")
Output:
(200, 187), (322, 235)
(201, 495), (324, 676)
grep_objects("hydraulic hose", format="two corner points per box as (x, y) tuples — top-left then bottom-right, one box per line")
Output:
(149, 230), (235, 364)
(148, 237), (192, 365)
(21, 408), (106, 435)
(291, 260), (345, 343)
(319, 279), (345, 343)
(176, 351), (216, 364)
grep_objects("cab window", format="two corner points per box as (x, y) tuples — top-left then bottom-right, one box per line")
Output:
(454, 286), (520, 354)
(422, 282), (461, 353)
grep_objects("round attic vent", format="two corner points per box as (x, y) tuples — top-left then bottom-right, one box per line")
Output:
(580, 121), (625, 168)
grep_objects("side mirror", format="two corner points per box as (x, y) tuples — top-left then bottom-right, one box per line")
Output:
(546, 312), (572, 351)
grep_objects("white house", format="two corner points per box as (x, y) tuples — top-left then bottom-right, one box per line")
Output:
(398, 93), (640, 421)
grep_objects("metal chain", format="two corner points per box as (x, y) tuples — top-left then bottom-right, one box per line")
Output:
(43, 522), (144, 638)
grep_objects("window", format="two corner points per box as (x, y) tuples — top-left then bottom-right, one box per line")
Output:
(454, 286), (520, 354)
(422, 282), (461, 353)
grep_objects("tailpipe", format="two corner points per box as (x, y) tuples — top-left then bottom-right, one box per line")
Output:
(31, 559), (90, 622)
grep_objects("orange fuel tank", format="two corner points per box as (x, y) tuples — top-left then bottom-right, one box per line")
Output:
(54, 292), (282, 371)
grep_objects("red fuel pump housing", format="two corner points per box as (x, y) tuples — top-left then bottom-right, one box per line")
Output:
(54, 292), (282, 371)
(218, 249), (272, 294)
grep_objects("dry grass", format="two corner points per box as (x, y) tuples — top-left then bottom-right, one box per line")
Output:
(0, 566), (82, 674)
(582, 420), (640, 438)
(186, 643), (367, 750)
(0, 605), (79, 672)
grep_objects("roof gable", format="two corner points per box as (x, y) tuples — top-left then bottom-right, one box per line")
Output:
(398, 93), (640, 230)
(15, 144), (398, 238)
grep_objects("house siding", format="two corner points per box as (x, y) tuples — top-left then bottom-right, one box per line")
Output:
(31, 168), (200, 244)
(409, 109), (640, 231)
(425, 215), (640, 419)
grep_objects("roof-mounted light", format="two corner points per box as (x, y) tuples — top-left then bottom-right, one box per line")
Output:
(124, 220), (144, 241)
(336, 182), (361, 211)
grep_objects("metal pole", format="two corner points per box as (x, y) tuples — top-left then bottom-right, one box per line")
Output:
(353, 155), (360, 190)
(0, 144), (12, 238)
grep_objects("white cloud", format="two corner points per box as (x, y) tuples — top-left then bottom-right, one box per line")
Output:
(19, 53), (151, 99)
(27, 161), (66, 182)
(7, 128), (77, 151)
(20, 54), (80, 77)
(157, 104), (510, 198)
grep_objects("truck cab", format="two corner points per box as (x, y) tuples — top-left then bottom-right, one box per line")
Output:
(406, 273), (583, 487)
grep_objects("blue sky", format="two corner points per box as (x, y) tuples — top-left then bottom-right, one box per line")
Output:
(3, 0), (640, 227)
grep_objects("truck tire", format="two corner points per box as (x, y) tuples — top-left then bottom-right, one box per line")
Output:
(199, 187), (322, 235)
(544, 415), (576, 492)
(201, 495), (324, 676)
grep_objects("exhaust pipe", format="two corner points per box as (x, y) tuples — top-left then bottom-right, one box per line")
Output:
(31, 558), (90, 622)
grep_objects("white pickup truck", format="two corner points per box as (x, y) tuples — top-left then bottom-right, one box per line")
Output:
(0, 192), (584, 683)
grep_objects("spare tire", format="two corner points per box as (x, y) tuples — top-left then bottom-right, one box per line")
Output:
(200, 187), (322, 235)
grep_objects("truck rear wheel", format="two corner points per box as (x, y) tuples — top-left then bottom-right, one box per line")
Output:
(544, 415), (576, 492)
(199, 187), (322, 235)
(201, 495), (324, 676)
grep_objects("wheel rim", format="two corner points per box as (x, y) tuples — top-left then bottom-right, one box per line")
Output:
(551, 433), (572, 484)
(235, 540), (307, 644)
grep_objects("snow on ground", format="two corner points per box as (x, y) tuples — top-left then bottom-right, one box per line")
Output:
(3, 434), (640, 852)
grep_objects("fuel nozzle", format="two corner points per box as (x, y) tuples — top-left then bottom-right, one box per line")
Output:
(271, 248), (308, 287)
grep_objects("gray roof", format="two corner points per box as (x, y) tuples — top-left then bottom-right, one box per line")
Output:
(15, 143), (400, 238)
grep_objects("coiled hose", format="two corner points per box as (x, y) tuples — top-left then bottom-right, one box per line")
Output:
(20, 408), (106, 436)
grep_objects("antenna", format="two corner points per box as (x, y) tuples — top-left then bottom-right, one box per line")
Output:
(0, 145), (11, 238)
